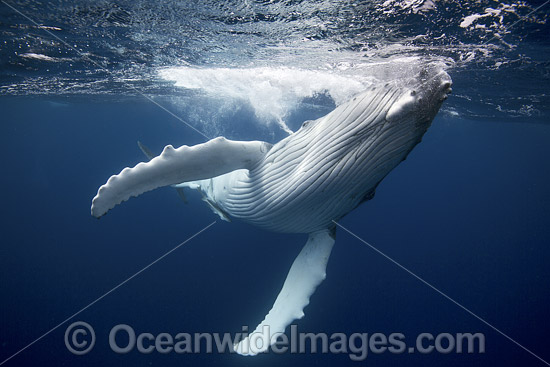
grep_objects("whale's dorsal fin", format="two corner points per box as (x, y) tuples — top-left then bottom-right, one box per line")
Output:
(91, 137), (272, 218)
(234, 229), (335, 355)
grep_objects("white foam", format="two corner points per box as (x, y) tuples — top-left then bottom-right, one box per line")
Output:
(19, 53), (57, 62)
(460, 4), (519, 29)
(460, 14), (485, 28)
(158, 67), (368, 132)
(380, 0), (436, 15)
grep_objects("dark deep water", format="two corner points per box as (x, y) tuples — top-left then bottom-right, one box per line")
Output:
(1, 96), (549, 366)
(1, 1), (550, 366)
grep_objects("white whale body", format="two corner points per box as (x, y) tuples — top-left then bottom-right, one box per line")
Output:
(91, 66), (452, 355)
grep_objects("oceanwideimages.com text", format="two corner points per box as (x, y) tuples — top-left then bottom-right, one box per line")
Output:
(65, 322), (485, 361)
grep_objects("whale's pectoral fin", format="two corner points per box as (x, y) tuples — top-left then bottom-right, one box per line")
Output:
(138, 141), (189, 204)
(234, 229), (335, 355)
(91, 137), (272, 218)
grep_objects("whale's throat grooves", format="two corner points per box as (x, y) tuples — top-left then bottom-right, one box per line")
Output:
(220, 84), (426, 233)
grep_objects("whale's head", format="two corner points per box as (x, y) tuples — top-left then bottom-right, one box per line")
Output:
(385, 67), (452, 133)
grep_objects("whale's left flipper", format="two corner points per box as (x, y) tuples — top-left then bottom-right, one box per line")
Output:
(91, 137), (272, 218)
(234, 229), (335, 355)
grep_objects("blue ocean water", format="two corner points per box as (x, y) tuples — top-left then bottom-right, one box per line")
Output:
(1, 1), (549, 366)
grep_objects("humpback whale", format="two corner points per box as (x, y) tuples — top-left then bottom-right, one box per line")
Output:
(91, 66), (452, 355)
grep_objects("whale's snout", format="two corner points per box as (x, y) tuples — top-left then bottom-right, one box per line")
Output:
(412, 68), (452, 126)
(422, 68), (452, 101)
(437, 72), (453, 102)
